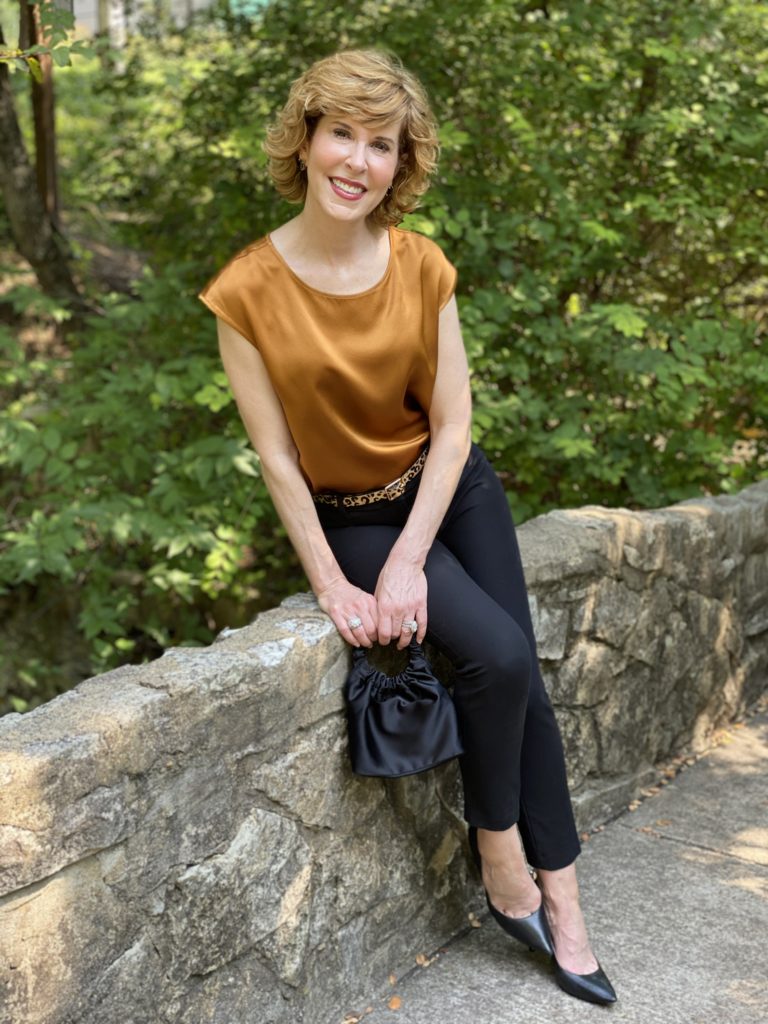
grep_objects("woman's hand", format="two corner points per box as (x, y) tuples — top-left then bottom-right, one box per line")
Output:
(316, 577), (378, 648)
(374, 557), (428, 649)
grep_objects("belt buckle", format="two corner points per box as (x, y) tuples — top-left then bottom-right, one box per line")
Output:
(384, 477), (406, 500)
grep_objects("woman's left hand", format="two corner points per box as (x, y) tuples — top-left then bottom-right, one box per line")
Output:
(374, 557), (428, 649)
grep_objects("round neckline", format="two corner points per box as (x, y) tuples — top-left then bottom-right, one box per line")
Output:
(265, 225), (395, 299)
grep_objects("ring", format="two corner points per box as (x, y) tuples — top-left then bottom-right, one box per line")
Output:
(347, 616), (363, 630)
(402, 619), (418, 633)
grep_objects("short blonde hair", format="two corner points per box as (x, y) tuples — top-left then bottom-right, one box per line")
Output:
(265, 49), (440, 227)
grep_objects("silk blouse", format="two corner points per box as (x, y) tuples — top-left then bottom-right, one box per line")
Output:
(197, 225), (457, 493)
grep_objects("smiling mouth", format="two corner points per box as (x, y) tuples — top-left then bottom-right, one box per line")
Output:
(330, 177), (367, 198)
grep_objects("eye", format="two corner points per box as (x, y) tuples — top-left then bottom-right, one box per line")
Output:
(372, 141), (392, 153)
(332, 127), (351, 139)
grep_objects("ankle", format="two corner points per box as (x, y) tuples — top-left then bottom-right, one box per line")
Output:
(477, 825), (525, 863)
(537, 865), (580, 904)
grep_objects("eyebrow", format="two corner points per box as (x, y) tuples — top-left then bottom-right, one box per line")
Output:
(332, 120), (397, 145)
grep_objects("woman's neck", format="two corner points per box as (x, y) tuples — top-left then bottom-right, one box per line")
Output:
(288, 204), (386, 266)
(269, 204), (392, 295)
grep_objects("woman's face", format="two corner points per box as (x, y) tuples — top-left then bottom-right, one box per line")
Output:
(300, 113), (402, 223)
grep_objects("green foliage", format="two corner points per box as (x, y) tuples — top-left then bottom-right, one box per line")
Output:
(0, 276), (298, 710)
(0, 1), (91, 77)
(2, 0), (767, 711)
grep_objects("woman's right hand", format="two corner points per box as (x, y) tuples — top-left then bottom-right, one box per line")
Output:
(316, 577), (378, 648)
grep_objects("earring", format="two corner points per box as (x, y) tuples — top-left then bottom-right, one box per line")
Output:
(298, 157), (306, 171)
(386, 185), (393, 197)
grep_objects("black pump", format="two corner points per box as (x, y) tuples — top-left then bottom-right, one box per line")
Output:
(467, 825), (554, 956)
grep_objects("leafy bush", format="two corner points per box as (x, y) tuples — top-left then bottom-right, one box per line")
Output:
(0, 275), (296, 710)
(1, 0), (766, 711)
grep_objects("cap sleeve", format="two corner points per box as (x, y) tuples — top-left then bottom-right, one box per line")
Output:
(197, 258), (259, 349)
(438, 254), (458, 311)
(423, 239), (457, 311)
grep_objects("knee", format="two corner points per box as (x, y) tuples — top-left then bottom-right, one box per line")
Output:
(485, 633), (532, 689)
(462, 626), (532, 697)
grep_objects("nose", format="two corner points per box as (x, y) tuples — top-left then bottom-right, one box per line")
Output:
(345, 142), (367, 174)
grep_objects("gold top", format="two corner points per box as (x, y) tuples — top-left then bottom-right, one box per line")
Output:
(198, 226), (457, 493)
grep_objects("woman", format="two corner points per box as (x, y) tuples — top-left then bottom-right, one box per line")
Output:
(198, 49), (616, 1006)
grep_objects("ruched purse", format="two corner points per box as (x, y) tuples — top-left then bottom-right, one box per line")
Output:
(343, 638), (464, 777)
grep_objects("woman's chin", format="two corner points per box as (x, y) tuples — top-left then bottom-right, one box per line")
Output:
(318, 201), (374, 224)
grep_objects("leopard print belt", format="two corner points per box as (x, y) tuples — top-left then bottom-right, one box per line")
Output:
(312, 446), (429, 508)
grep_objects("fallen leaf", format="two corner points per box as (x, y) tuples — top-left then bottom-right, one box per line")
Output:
(656, 819), (672, 826)
(415, 953), (428, 967)
(388, 995), (402, 1010)
(342, 1015), (361, 1024)
(468, 911), (482, 928)
(388, 974), (397, 987)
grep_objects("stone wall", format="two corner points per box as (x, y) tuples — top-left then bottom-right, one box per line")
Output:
(1, 480), (766, 1024)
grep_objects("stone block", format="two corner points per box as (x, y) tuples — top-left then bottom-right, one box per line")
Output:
(517, 511), (612, 584)
(97, 760), (241, 901)
(527, 594), (569, 660)
(175, 951), (292, 1024)
(0, 855), (142, 1024)
(246, 714), (386, 831)
(161, 809), (311, 986)
(551, 705), (600, 790)
(592, 661), (658, 774)
(70, 934), (166, 1024)
(549, 638), (627, 707)
(0, 680), (172, 895)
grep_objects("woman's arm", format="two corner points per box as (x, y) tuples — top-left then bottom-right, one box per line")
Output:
(375, 295), (473, 648)
(216, 318), (378, 647)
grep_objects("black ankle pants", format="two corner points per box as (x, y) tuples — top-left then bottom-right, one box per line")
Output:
(317, 443), (581, 871)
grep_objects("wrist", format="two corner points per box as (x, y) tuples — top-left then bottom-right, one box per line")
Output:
(387, 538), (427, 571)
(312, 571), (346, 598)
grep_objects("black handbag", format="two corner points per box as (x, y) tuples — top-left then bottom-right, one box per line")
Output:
(343, 638), (463, 777)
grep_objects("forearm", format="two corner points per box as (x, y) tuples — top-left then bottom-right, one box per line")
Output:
(260, 452), (344, 595)
(389, 422), (472, 569)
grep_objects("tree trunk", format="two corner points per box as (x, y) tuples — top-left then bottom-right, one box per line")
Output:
(20, 0), (60, 227)
(0, 21), (86, 311)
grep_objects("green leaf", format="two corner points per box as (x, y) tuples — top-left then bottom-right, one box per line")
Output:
(232, 451), (260, 477)
(27, 56), (44, 82)
(51, 46), (71, 68)
(596, 305), (649, 339)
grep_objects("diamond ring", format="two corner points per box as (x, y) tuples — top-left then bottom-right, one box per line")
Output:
(347, 616), (363, 630)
